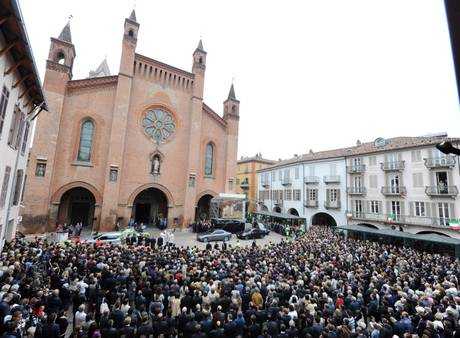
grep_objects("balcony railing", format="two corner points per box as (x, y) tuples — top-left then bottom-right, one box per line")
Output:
(324, 200), (341, 209)
(346, 187), (366, 195)
(304, 200), (318, 208)
(347, 164), (366, 174)
(381, 186), (407, 196)
(304, 176), (320, 184)
(261, 181), (270, 188)
(381, 161), (405, 171)
(424, 156), (456, 169)
(348, 211), (452, 228)
(281, 177), (292, 186)
(323, 175), (341, 183)
(240, 181), (250, 190)
(425, 185), (458, 198)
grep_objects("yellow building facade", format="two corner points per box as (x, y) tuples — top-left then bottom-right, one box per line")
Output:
(236, 154), (275, 212)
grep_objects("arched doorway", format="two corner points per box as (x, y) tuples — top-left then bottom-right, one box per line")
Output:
(260, 204), (269, 211)
(196, 194), (214, 221)
(58, 187), (96, 229)
(311, 212), (337, 226)
(132, 188), (168, 227)
(288, 208), (299, 216)
(357, 223), (379, 230)
(417, 231), (451, 237)
(273, 206), (281, 213)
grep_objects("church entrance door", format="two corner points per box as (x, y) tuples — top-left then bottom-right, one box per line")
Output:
(132, 188), (168, 227)
(58, 187), (96, 229)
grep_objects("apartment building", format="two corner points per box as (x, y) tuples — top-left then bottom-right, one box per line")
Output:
(257, 135), (460, 238)
(347, 136), (460, 238)
(0, 0), (47, 251)
(258, 150), (348, 227)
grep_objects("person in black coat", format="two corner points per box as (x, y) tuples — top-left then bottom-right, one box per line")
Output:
(157, 235), (164, 247)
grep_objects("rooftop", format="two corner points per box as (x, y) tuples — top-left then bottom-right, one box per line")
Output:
(258, 135), (460, 172)
(238, 153), (276, 165)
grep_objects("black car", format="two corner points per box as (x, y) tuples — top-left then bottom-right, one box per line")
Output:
(237, 226), (270, 240)
(211, 218), (245, 234)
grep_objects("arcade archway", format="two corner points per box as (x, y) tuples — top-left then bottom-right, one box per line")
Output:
(417, 231), (451, 237)
(58, 187), (96, 229)
(132, 188), (168, 227)
(288, 208), (299, 216)
(273, 206), (282, 213)
(311, 212), (337, 226)
(196, 194), (214, 221)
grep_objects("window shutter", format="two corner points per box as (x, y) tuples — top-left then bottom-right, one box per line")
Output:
(400, 202), (405, 216)
(386, 201), (391, 215)
(409, 202), (414, 216)
(425, 202), (431, 217)
(432, 203), (438, 218)
(450, 203), (455, 218)
(337, 189), (341, 202)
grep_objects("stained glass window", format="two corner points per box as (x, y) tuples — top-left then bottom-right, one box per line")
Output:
(142, 108), (176, 144)
(77, 120), (94, 162)
(205, 143), (214, 176)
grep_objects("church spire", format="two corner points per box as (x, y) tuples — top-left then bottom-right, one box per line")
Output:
(89, 57), (111, 78)
(129, 9), (137, 22)
(228, 83), (237, 100)
(58, 22), (72, 43)
(195, 39), (205, 53)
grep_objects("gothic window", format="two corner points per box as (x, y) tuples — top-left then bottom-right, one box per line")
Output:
(142, 108), (176, 145)
(56, 51), (65, 65)
(77, 119), (94, 162)
(204, 143), (214, 176)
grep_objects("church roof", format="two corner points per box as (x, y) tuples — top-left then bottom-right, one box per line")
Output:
(58, 22), (72, 43)
(195, 39), (206, 53)
(228, 84), (236, 100)
(89, 58), (111, 78)
(129, 9), (137, 21)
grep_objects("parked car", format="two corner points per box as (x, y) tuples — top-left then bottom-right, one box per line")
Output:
(237, 225), (270, 240)
(197, 229), (232, 242)
(211, 218), (245, 233)
(87, 232), (123, 245)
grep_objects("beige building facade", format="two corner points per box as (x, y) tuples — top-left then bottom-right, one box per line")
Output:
(22, 11), (240, 232)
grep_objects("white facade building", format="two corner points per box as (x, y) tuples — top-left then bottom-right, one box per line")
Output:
(258, 151), (348, 228)
(347, 137), (460, 238)
(257, 136), (460, 238)
(0, 0), (47, 251)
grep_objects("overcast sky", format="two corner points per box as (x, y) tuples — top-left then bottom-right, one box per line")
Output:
(20, 0), (460, 161)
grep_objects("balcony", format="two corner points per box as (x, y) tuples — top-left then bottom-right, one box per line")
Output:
(261, 181), (270, 188)
(304, 200), (318, 208)
(346, 187), (366, 195)
(425, 185), (458, 198)
(347, 164), (366, 174)
(348, 211), (452, 228)
(381, 161), (405, 171)
(424, 156), (456, 169)
(281, 177), (292, 186)
(381, 186), (407, 196)
(274, 199), (283, 206)
(323, 175), (341, 184)
(304, 176), (320, 184)
(324, 200), (341, 209)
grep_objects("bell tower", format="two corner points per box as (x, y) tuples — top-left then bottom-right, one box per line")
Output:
(223, 84), (240, 192)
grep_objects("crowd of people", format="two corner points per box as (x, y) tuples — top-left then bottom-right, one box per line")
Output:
(0, 226), (459, 337)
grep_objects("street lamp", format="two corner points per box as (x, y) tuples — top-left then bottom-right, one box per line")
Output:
(436, 141), (460, 155)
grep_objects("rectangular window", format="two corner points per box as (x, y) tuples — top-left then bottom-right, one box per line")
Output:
(12, 169), (23, 206)
(285, 189), (292, 200)
(293, 189), (301, 201)
(308, 189), (317, 201)
(328, 188), (338, 202)
(0, 86), (10, 138)
(35, 162), (46, 177)
(0, 166), (11, 209)
(370, 200), (380, 214)
(21, 122), (30, 155)
(414, 202), (426, 217)
(438, 202), (450, 226)
(354, 200), (363, 215)
(391, 201), (401, 220)
(14, 112), (25, 150)
(21, 175), (27, 203)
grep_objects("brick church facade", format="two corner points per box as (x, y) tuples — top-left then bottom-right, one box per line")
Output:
(22, 11), (240, 231)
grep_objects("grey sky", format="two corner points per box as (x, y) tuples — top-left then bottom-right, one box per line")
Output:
(20, 0), (460, 161)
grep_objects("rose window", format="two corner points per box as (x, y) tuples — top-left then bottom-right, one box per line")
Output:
(142, 108), (176, 144)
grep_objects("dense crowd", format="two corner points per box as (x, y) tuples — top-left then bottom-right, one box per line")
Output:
(0, 226), (459, 338)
